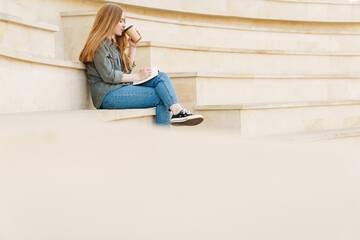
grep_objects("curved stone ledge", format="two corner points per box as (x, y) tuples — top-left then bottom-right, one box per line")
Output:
(262, 126), (360, 142)
(0, 16), (56, 58)
(62, 9), (360, 60)
(0, 47), (84, 70)
(194, 100), (360, 136)
(135, 42), (360, 74)
(0, 12), (58, 32)
(168, 72), (360, 79)
(61, 10), (360, 36)
(138, 41), (360, 57)
(0, 109), (156, 122)
(88, 0), (360, 23)
(266, 0), (360, 6)
(194, 100), (360, 111)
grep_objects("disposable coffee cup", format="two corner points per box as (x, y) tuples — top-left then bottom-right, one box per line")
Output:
(124, 25), (141, 42)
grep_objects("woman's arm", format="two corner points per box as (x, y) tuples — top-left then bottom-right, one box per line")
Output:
(94, 37), (147, 84)
(128, 36), (140, 65)
(121, 73), (139, 83)
(129, 46), (136, 65)
(123, 36), (151, 83)
(121, 68), (152, 83)
(94, 44), (124, 84)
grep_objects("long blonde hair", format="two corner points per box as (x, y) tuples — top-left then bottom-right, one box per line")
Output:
(79, 3), (132, 72)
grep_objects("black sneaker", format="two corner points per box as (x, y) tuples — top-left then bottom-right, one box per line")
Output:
(171, 109), (204, 126)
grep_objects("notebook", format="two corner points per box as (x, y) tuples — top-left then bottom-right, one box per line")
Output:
(133, 66), (159, 85)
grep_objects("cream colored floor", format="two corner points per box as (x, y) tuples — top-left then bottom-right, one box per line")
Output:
(0, 117), (359, 240)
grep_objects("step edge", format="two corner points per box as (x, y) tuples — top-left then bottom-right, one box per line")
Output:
(0, 47), (85, 70)
(78, 108), (156, 120)
(0, 12), (59, 32)
(194, 100), (360, 111)
(0, 108), (156, 122)
(138, 41), (360, 56)
(266, 0), (360, 6)
(60, 10), (360, 36)
(259, 127), (360, 142)
(87, 0), (360, 23)
(168, 72), (360, 79)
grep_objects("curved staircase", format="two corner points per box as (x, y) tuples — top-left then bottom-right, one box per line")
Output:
(2, 0), (360, 138)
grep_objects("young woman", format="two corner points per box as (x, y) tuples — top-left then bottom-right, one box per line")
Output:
(79, 3), (203, 126)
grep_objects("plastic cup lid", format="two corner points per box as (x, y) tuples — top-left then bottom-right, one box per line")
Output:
(124, 25), (134, 32)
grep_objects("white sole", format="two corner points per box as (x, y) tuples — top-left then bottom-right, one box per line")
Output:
(171, 115), (204, 126)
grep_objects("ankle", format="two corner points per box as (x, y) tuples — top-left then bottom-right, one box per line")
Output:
(170, 103), (182, 115)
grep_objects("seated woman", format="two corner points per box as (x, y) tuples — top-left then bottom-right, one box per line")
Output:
(79, 3), (203, 126)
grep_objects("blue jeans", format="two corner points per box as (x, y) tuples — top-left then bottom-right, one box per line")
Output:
(100, 72), (179, 126)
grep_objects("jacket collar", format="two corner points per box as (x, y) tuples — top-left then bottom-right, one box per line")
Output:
(103, 38), (114, 46)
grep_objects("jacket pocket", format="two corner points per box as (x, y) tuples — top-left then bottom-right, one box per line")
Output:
(106, 55), (119, 69)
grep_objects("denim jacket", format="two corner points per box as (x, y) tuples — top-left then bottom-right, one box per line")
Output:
(85, 38), (134, 109)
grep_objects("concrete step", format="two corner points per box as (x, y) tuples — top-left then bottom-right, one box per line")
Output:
(0, 0), (102, 59)
(193, 100), (360, 136)
(0, 0), (100, 24)
(254, 0), (360, 23)
(135, 41), (360, 75)
(85, 0), (360, 23)
(258, 126), (360, 143)
(0, 12), (58, 58)
(0, 47), (88, 113)
(0, 108), (156, 129)
(169, 72), (360, 107)
(5, 0), (360, 60)
(61, 10), (360, 61)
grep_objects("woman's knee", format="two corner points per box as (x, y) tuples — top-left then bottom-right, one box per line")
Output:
(158, 71), (170, 80)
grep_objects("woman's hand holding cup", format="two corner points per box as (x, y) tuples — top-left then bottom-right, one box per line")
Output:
(128, 37), (140, 48)
(124, 25), (142, 44)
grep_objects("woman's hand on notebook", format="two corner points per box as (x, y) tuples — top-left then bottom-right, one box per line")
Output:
(132, 67), (159, 86)
(137, 68), (152, 81)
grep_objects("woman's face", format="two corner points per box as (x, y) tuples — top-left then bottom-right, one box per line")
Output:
(113, 12), (126, 36)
